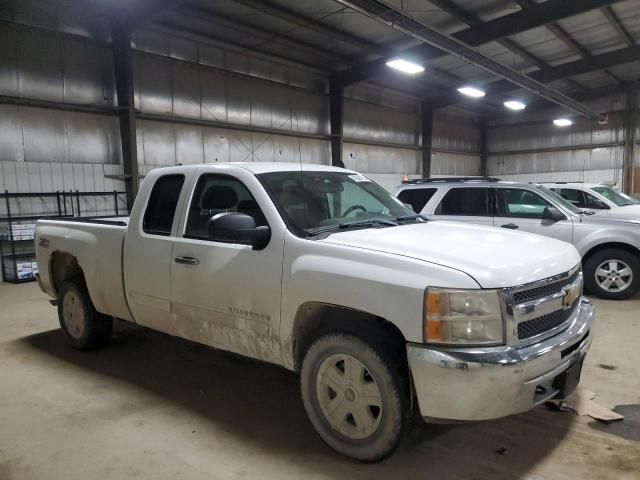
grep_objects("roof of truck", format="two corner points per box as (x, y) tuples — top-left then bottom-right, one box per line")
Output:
(153, 162), (355, 175)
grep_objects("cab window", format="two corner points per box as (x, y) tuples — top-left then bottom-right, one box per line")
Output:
(435, 187), (490, 216)
(185, 174), (267, 240)
(497, 188), (551, 219)
(143, 174), (185, 236)
(559, 188), (585, 208)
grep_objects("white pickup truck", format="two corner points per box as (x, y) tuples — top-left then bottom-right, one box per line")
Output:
(35, 163), (593, 461)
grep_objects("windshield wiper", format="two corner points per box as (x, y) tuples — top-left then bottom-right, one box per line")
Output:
(307, 218), (398, 237)
(578, 209), (595, 215)
(396, 214), (428, 222)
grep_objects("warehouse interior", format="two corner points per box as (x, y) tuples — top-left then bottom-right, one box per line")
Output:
(1, 0), (639, 478)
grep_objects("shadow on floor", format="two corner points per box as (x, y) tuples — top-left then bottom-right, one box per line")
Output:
(22, 323), (575, 479)
(589, 405), (640, 442)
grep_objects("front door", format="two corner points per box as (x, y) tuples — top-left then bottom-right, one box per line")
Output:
(494, 187), (574, 243)
(170, 172), (284, 363)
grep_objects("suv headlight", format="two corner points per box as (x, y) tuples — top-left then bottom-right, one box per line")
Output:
(424, 288), (504, 345)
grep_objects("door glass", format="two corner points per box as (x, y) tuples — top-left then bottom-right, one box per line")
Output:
(497, 189), (551, 219)
(397, 188), (437, 213)
(435, 188), (490, 216)
(185, 174), (267, 240)
(143, 174), (185, 236)
(559, 189), (585, 208)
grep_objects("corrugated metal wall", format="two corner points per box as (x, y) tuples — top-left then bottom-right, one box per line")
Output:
(487, 96), (638, 188)
(0, 16), (482, 206)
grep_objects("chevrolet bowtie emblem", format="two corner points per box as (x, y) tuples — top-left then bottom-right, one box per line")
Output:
(562, 287), (577, 308)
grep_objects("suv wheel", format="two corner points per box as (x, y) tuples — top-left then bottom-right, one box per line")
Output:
(584, 249), (640, 300)
(300, 333), (408, 462)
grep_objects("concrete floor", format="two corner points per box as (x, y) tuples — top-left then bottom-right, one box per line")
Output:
(0, 283), (638, 480)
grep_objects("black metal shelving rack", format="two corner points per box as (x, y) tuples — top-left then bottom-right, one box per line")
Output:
(1, 190), (125, 283)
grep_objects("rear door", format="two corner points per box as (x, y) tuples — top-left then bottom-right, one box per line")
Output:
(431, 186), (494, 226)
(123, 173), (188, 333)
(494, 187), (573, 243)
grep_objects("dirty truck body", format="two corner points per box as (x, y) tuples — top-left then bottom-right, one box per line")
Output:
(35, 163), (593, 461)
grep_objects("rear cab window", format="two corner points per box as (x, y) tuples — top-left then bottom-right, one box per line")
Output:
(435, 187), (490, 216)
(397, 188), (437, 213)
(143, 174), (185, 235)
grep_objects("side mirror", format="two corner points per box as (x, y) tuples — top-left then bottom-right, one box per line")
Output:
(402, 202), (416, 212)
(542, 206), (565, 222)
(592, 200), (610, 210)
(208, 212), (270, 250)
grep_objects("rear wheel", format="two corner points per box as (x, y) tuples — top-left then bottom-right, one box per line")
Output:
(57, 279), (113, 350)
(584, 249), (640, 300)
(300, 333), (408, 462)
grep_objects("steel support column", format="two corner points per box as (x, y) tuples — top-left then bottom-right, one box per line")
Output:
(329, 79), (345, 168)
(480, 123), (488, 176)
(623, 91), (638, 194)
(111, 23), (139, 210)
(421, 104), (434, 178)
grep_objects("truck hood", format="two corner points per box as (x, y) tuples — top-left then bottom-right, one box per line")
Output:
(319, 221), (580, 289)
(593, 204), (640, 220)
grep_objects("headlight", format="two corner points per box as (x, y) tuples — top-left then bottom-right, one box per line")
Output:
(424, 288), (504, 345)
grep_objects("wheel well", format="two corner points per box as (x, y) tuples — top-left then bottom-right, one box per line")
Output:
(50, 251), (84, 295)
(291, 302), (407, 372)
(582, 242), (640, 265)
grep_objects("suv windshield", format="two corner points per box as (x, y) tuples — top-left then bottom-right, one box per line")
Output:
(258, 171), (415, 237)
(536, 185), (581, 214)
(591, 186), (638, 207)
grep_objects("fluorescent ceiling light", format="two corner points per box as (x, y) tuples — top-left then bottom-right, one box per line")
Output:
(553, 118), (573, 127)
(458, 86), (485, 98)
(385, 59), (424, 74)
(504, 100), (526, 111)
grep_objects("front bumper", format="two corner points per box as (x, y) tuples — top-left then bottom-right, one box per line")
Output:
(407, 297), (594, 422)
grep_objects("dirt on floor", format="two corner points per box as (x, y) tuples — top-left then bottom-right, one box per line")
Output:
(0, 283), (638, 480)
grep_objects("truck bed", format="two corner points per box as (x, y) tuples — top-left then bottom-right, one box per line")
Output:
(35, 216), (133, 322)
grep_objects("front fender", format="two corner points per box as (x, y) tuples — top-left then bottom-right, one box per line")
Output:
(278, 232), (479, 369)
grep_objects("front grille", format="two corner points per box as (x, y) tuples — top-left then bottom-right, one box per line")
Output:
(517, 301), (578, 340)
(513, 270), (579, 304)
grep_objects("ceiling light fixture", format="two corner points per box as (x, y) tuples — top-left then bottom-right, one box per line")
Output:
(385, 59), (425, 74)
(458, 86), (485, 98)
(504, 100), (526, 111)
(553, 118), (573, 127)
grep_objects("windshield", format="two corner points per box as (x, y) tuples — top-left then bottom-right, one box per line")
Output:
(591, 186), (638, 207)
(258, 171), (415, 237)
(536, 185), (581, 214)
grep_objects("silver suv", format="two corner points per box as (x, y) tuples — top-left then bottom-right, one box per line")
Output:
(392, 177), (640, 300)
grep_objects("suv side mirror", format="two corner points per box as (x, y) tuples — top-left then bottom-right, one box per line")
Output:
(208, 212), (270, 250)
(592, 199), (610, 210)
(542, 206), (565, 222)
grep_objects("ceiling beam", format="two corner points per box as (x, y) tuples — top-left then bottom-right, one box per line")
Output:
(334, 0), (623, 85)
(602, 6), (636, 47)
(431, 44), (640, 107)
(335, 0), (606, 121)
(489, 79), (640, 124)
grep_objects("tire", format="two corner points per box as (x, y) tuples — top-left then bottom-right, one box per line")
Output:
(57, 279), (113, 350)
(300, 333), (408, 462)
(583, 248), (640, 300)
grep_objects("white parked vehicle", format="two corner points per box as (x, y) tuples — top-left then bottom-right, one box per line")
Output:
(393, 177), (640, 300)
(542, 182), (640, 219)
(35, 164), (593, 461)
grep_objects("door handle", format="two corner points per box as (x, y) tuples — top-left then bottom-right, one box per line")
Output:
(174, 256), (200, 265)
(501, 223), (519, 230)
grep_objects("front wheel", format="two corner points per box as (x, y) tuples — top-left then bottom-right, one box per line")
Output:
(583, 249), (640, 300)
(300, 333), (408, 462)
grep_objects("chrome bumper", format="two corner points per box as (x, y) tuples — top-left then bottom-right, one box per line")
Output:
(407, 297), (594, 422)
